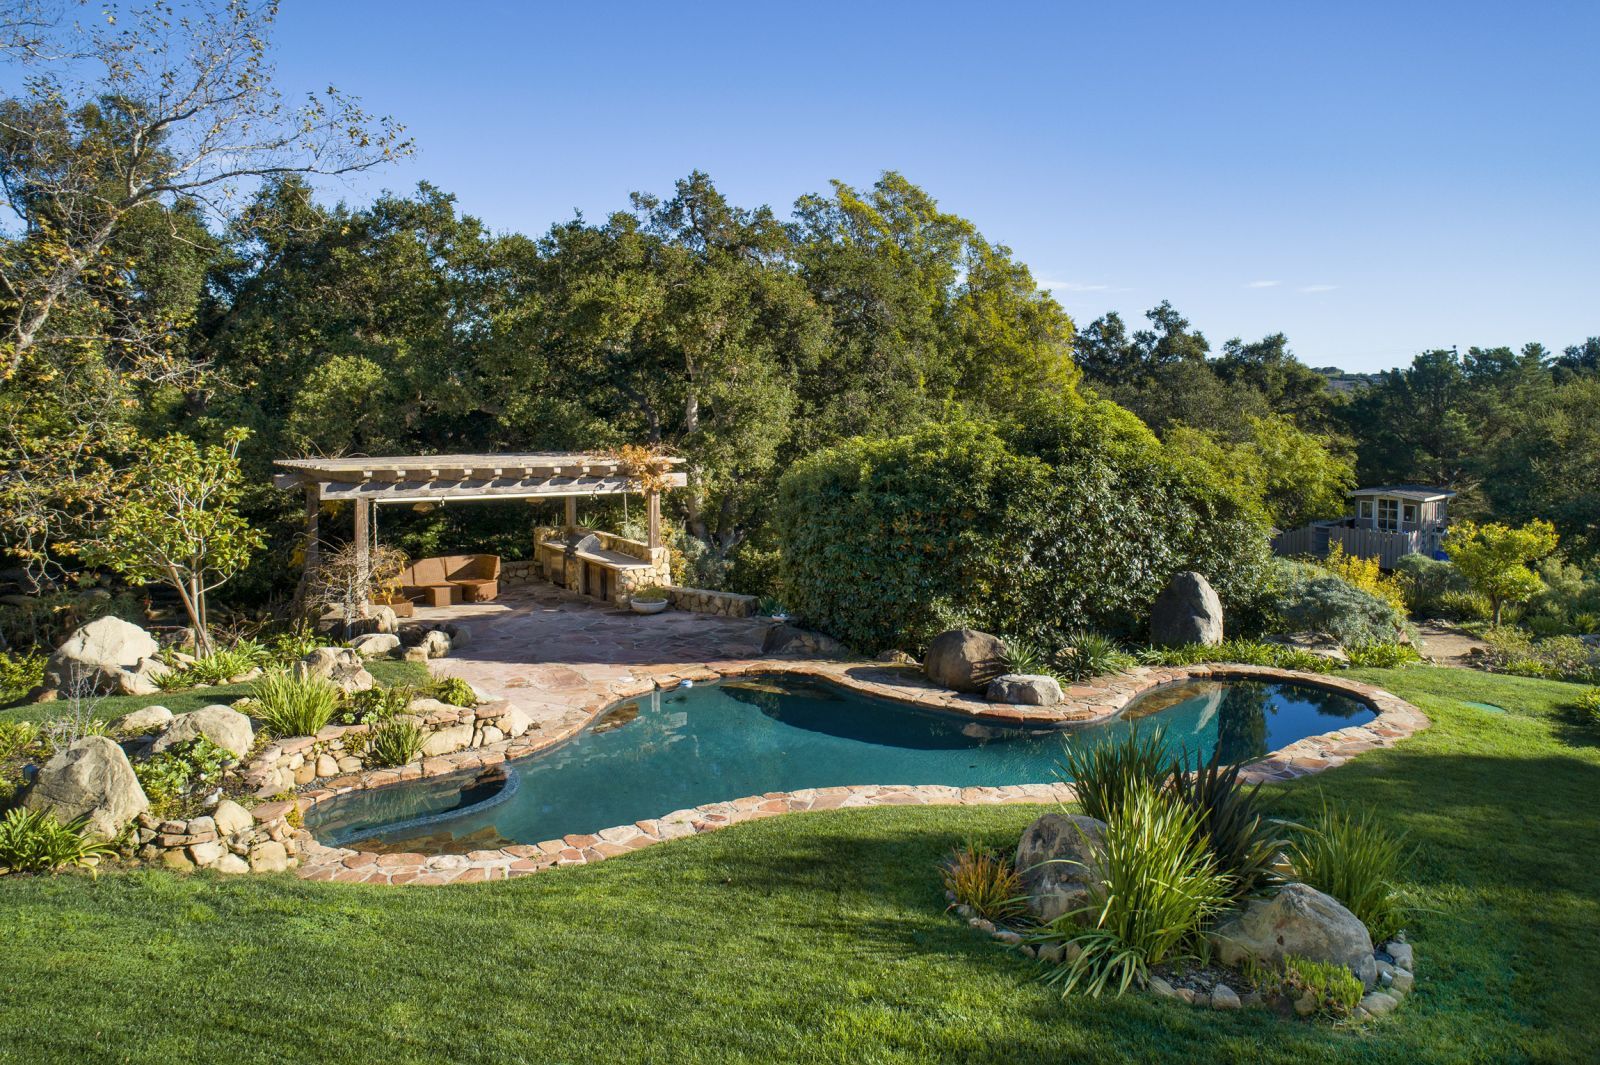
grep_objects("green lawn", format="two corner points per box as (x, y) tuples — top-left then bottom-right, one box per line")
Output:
(1, 665), (1596, 1064)
(0, 659), (431, 723)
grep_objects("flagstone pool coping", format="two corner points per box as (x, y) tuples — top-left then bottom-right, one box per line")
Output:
(280, 656), (1429, 886)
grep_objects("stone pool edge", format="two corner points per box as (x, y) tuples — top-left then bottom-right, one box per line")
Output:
(280, 660), (1428, 886)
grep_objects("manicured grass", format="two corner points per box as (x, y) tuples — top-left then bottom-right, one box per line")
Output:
(0, 659), (431, 724)
(0, 666), (1596, 1064)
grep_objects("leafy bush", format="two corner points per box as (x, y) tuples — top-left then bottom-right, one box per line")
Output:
(1436, 589), (1492, 623)
(432, 676), (478, 708)
(1316, 543), (1408, 612)
(1056, 631), (1137, 681)
(1344, 642), (1423, 669)
(774, 407), (1270, 652)
(133, 737), (233, 818)
(1034, 780), (1232, 996)
(0, 807), (112, 873)
(0, 720), (39, 760)
(251, 671), (343, 737)
(0, 650), (46, 704)
(1574, 688), (1600, 724)
(1167, 748), (1283, 898)
(1136, 639), (1334, 674)
(1275, 572), (1411, 648)
(164, 645), (261, 688)
(1524, 559), (1600, 636)
(337, 685), (412, 726)
(1058, 727), (1171, 823)
(1000, 636), (1050, 677)
(1393, 554), (1471, 617)
(942, 841), (1029, 923)
(1276, 955), (1366, 1019)
(1479, 628), (1600, 684)
(365, 718), (425, 768)
(1288, 802), (1411, 942)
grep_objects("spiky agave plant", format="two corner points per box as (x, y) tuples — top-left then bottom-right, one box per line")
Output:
(1167, 747), (1285, 898)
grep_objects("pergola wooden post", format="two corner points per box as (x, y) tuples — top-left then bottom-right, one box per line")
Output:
(303, 483), (321, 574)
(646, 490), (661, 549)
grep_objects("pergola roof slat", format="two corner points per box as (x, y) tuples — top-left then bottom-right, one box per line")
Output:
(272, 452), (685, 503)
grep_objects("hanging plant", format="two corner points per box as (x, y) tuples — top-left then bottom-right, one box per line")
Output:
(612, 444), (677, 495)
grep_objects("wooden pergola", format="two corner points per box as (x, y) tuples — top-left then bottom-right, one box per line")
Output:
(271, 452), (687, 575)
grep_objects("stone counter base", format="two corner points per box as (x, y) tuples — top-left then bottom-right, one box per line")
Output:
(283, 660), (1428, 887)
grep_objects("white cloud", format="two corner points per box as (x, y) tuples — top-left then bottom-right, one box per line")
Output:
(1244, 280), (1281, 288)
(1299, 284), (1338, 293)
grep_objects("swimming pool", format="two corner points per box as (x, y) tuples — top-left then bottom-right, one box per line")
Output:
(305, 675), (1375, 853)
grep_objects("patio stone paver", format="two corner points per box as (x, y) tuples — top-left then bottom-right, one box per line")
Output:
(285, 583), (1429, 886)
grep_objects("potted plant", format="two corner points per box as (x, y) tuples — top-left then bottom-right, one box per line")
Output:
(629, 584), (671, 615)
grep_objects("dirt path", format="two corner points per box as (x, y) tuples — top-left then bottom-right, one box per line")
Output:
(1415, 621), (1490, 666)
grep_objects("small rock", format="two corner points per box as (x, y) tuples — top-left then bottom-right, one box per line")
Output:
(1359, 990), (1399, 1017)
(967, 917), (996, 934)
(1211, 984), (1241, 1010)
(986, 673), (1064, 706)
(1016, 945), (1035, 959)
(1293, 992), (1318, 1016)
(161, 848), (195, 872)
(953, 904), (975, 919)
(188, 840), (224, 866)
(418, 630), (452, 659)
(212, 799), (253, 836)
(315, 754), (339, 778)
(1036, 943), (1065, 964)
(1175, 988), (1197, 1005)
(110, 704), (174, 734)
(992, 929), (1023, 945)
(248, 840), (289, 873)
(1389, 968), (1414, 995)
(1148, 976), (1178, 998)
(212, 853), (250, 875)
(1387, 941), (1414, 971)
(349, 633), (401, 658)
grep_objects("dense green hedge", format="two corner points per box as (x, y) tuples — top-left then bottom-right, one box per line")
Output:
(774, 399), (1270, 653)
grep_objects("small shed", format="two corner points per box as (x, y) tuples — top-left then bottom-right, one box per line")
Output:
(1272, 484), (1456, 568)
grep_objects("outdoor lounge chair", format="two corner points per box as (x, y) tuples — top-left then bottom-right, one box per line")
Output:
(396, 554), (501, 607)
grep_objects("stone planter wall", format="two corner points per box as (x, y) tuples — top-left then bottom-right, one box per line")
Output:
(239, 699), (532, 796)
(129, 800), (299, 874)
(667, 587), (758, 617)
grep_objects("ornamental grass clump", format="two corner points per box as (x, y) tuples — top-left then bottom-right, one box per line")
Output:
(1167, 748), (1284, 899)
(1288, 801), (1412, 942)
(1035, 779), (1232, 997)
(1057, 727), (1170, 823)
(942, 840), (1029, 924)
(365, 718), (426, 768)
(0, 808), (111, 874)
(251, 670), (342, 738)
(1056, 631), (1136, 681)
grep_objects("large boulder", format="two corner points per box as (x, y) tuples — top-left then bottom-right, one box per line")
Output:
(986, 673), (1063, 706)
(152, 704), (254, 759)
(924, 629), (1006, 693)
(45, 616), (161, 692)
(110, 704), (174, 734)
(762, 624), (848, 658)
(295, 647), (374, 693)
(1014, 812), (1108, 923)
(349, 633), (400, 659)
(1208, 883), (1378, 988)
(1149, 571), (1224, 648)
(24, 736), (149, 840)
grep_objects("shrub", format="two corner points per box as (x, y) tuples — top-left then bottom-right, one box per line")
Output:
(1275, 572), (1410, 648)
(365, 718), (425, 768)
(1393, 554), (1470, 617)
(1317, 543), (1408, 612)
(1056, 631), (1136, 681)
(1480, 628), (1600, 684)
(999, 636), (1050, 677)
(0, 808), (112, 873)
(338, 685), (412, 726)
(1344, 642), (1423, 669)
(133, 737), (232, 818)
(0, 720), (39, 760)
(1574, 688), (1600, 724)
(167, 645), (260, 688)
(1167, 748), (1283, 898)
(1058, 727), (1171, 823)
(432, 676), (478, 708)
(251, 670), (343, 738)
(1136, 639), (1334, 674)
(0, 650), (46, 704)
(774, 406), (1270, 652)
(942, 841), (1029, 923)
(1276, 955), (1365, 1019)
(1436, 589), (1492, 623)
(1034, 780), (1232, 996)
(1288, 802), (1411, 942)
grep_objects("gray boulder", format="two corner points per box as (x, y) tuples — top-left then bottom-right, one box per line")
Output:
(1209, 883), (1378, 988)
(417, 630), (453, 659)
(295, 647), (374, 692)
(153, 704), (255, 758)
(1014, 812), (1108, 923)
(986, 673), (1064, 706)
(24, 736), (149, 840)
(46, 616), (161, 692)
(924, 629), (1006, 693)
(1150, 571), (1224, 647)
(762, 623), (848, 658)
(349, 633), (401, 659)
(110, 704), (174, 734)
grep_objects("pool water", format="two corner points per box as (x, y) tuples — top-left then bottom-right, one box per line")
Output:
(306, 676), (1375, 852)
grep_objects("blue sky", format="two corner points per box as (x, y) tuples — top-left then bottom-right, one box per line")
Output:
(272, 1), (1599, 372)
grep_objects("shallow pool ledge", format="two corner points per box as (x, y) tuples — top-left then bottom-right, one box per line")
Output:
(285, 662), (1428, 887)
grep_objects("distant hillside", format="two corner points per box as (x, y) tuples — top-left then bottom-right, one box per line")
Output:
(1311, 366), (1384, 394)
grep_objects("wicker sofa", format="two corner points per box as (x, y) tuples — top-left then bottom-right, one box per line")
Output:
(396, 554), (501, 607)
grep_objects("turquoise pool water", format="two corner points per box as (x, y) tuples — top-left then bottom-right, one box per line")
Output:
(305, 676), (1375, 853)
